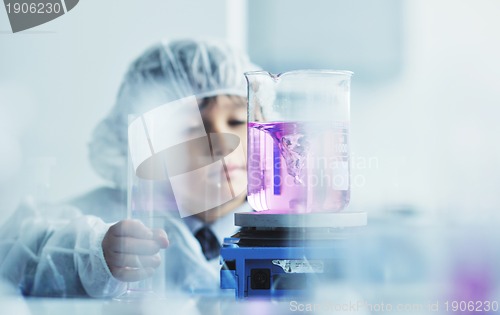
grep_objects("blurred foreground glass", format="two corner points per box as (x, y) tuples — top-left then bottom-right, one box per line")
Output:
(246, 70), (352, 213)
(113, 115), (167, 302)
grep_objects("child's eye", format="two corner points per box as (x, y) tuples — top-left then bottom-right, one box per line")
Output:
(229, 120), (245, 126)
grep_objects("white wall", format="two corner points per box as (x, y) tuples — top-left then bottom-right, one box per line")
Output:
(0, 0), (229, 210)
(350, 0), (500, 218)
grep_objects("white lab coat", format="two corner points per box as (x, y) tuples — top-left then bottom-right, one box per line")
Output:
(0, 187), (242, 297)
(0, 198), (124, 297)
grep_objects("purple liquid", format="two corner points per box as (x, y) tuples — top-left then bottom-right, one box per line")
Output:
(247, 121), (350, 213)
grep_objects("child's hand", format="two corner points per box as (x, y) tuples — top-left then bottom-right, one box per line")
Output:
(102, 219), (169, 282)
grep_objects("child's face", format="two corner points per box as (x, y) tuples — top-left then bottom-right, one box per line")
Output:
(177, 95), (248, 222)
(199, 95), (248, 190)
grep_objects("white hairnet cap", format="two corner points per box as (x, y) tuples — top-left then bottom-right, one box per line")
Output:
(89, 39), (259, 189)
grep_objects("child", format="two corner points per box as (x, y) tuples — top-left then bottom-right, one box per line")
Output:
(0, 39), (259, 297)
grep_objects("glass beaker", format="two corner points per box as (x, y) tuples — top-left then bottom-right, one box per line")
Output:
(113, 114), (171, 302)
(246, 70), (352, 213)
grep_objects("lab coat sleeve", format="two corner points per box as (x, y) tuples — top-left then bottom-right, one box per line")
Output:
(0, 199), (126, 297)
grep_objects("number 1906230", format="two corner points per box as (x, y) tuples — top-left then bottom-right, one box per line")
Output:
(6, 2), (62, 14)
(444, 300), (498, 312)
